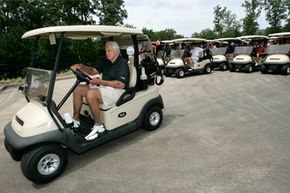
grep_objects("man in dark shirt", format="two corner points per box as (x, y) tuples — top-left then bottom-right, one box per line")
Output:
(71, 41), (129, 140)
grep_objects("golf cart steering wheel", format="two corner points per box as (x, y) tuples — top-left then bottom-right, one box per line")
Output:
(72, 69), (92, 84)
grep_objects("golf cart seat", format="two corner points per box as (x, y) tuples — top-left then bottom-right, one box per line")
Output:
(115, 59), (137, 106)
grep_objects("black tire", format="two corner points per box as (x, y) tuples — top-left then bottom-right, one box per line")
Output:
(175, 68), (185, 78)
(203, 64), (212, 74)
(281, 65), (290, 75)
(245, 64), (253, 73)
(261, 64), (268, 74)
(229, 64), (235, 72)
(143, 106), (163, 131)
(219, 63), (227, 71)
(4, 139), (22, 161)
(21, 144), (67, 184)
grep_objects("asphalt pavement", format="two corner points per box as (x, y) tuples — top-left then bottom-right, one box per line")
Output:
(0, 71), (290, 193)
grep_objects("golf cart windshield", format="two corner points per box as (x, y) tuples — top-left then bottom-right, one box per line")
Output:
(234, 46), (253, 55)
(24, 67), (52, 102)
(170, 50), (184, 59)
(210, 47), (227, 55)
(267, 44), (290, 54)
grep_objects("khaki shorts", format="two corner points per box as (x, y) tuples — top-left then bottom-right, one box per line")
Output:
(90, 85), (125, 106)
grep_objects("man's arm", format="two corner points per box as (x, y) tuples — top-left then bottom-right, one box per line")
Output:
(90, 79), (125, 89)
(71, 64), (98, 75)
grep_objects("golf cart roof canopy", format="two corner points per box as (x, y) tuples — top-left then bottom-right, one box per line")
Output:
(237, 35), (269, 40)
(268, 32), (290, 38)
(214, 37), (238, 41)
(161, 40), (174, 44)
(22, 25), (143, 40)
(173, 37), (207, 43)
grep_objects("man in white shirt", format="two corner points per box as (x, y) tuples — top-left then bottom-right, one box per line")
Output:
(190, 43), (204, 63)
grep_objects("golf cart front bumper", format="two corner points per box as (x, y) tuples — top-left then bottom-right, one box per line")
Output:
(4, 122), (68, 155)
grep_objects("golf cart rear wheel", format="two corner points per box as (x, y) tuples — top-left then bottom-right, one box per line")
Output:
(245, 64), (253, 73)
(175, 68), (185, 78)
(143, 106), (163, 131)
(21, 144), (67, 184)
(219, 63), (227, 71)
(281, 65), (290, 75)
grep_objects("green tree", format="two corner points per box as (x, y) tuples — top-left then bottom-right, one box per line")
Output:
(142, 28), (183, 41)
(93, 0), (127, 25)
(283, 0), (290, 31)
(213, 5), (241, 37)
(192, 28), (217, 39)
(264, 0), (287, 34)
(213, 5), (226, 36)
(242, 0), (263, 35)
(0, 0), (126, 79)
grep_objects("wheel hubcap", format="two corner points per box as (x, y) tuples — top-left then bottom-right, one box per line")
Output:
(207, 67), (211, 73)
(38, 153), (60, 175)
(249, 66), (253, 72)
(150, 111), (161, 126)
(179, 71), (184, 77)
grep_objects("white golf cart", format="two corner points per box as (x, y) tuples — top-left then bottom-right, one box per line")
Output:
(164, 38), (213, 78)
(211, 37), (244, 71)
(261, 32), (290, 75)
(4, 25), (164, 184)
(230, 35), (268, 73)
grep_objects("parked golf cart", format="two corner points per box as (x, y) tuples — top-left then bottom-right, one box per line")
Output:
(164, 37), (213, 78)
(4, 25), (164, 184)
(210, 37), (244, 71)
(261, 32), (290, 75)
(230, 35), (268, 73)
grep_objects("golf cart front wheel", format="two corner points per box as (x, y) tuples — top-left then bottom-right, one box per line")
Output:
(143, 106), (163, 131)
(281, 65), (290, 75)
(21, 144), (67, 184)
(219, 63), (227, 71)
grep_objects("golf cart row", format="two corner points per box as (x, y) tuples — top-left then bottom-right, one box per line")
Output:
(157, 32), (290, 76)
(210, 33), (290, 75)
(157, 38), (213, 78)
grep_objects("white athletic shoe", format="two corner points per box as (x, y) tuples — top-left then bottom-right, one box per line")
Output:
(85, 124), (105, 140)
(72, 118), (80, 128)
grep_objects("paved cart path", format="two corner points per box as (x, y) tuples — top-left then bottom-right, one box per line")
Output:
(0, 71), (290, 193)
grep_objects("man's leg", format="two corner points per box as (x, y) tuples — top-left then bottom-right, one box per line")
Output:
(86, 88), (103, 125)
(84, 88), (105, 140)
(73, 85), (90, 120)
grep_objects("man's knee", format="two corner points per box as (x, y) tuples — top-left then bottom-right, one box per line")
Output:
(86, 89), (102, 103)
(73, 85), (89, 97)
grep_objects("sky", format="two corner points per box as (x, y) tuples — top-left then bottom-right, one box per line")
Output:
(123, 0), (268, 37)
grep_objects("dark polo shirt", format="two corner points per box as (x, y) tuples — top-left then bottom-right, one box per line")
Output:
(95, 56), (129, 89)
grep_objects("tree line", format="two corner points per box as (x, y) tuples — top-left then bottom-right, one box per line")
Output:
(0, 0), (289, 80)
(0, 0), (127, 80)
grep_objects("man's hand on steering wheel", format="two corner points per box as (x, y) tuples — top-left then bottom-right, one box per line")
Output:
(71, 64), (92, 84)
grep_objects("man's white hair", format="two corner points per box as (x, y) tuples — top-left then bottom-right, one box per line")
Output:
(106, 41), (120, 54)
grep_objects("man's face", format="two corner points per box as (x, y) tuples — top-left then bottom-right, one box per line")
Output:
(105, 45), (118, 63)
